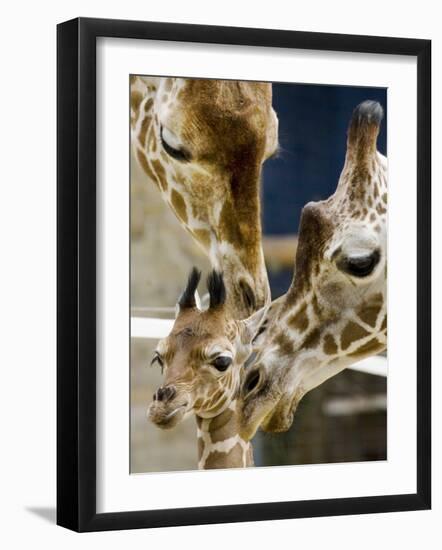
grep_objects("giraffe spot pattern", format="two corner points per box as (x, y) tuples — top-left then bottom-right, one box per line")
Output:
(356, 295), (383, 327)
(148, 127), (156, 153)
(323, 333), (338, 355)
(205, 391), (228, 414)
(197, 436), (204, 457)
(194, 404), (204, 418)
(341, 321), (371, 350)
(164, 78), (173, 92)
(287, 302), (309, 333)
(311, 294), (322, 317)
(130, 90), (143, 122)
(302, 327), (321, 349)
(136, 149), (159, 189)
(192, 228), (211, 249)
(219, 199), (243, 247)
(209, 407), (234, 431)
(171, 189), (188, 224)
(209, 409), (236, 443)
(130, 88), (143, 105)
(138, 115), (151, 147)
(150, 159), (168, 191)
(274, 331), (295, 357)
(204, 443), (244, 469)
(348, 337), (383, 358)
(144, 98), (153, 112)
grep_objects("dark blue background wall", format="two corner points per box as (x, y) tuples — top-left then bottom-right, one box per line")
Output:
(262, 84), (387, 235)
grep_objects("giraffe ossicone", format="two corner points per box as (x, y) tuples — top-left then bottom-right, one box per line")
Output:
(131, 76), (279, 318)
(238, 100), (388, 440)
(147, 269), (268, 469)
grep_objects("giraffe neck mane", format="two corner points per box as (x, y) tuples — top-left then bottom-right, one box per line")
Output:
(196, 401), (253, 469)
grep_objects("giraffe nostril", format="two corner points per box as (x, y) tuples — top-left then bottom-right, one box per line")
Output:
(155, 385), (176, 403)
(166, 385), (176, 401)
(243, 368), (261, 397)
(155, 388), (164, 402)
(239, 280), (256, 312)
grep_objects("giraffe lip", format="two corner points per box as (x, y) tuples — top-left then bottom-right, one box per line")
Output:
(148, 402), (188, 429)
(164, 404), (188, 420)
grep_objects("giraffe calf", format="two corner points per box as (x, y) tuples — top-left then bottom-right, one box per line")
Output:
(148, 268), (267, 469)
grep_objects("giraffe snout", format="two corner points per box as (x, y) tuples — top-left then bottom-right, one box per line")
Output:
(153, 385), (177, 403)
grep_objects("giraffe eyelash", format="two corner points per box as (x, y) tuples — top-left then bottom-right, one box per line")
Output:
(151, 352), (164, 373)
(160, 126), (191, 162)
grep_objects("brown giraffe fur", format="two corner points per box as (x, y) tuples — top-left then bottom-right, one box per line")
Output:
(238, 100), (388, 440)
(148, 269), (268, 469)
(131, 76), (279, 318)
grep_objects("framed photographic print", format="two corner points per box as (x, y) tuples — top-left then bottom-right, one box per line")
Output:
(57, 17), (431, 532)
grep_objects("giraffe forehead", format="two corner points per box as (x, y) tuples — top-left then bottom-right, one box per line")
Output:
(158, 80), (272, 154)
(165, 317), (237, 363)
(326, 222), (382, 258)
(176, 79), (272, 116)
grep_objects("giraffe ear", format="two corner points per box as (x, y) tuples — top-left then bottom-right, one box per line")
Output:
(241, 305), (270, 345)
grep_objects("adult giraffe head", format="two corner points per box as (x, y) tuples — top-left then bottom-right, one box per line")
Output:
(239, 100), (388, 439)
(131, 76), (279, 318)
(147, 268), (268, 468)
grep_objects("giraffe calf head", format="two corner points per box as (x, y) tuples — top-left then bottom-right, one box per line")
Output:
(148, 268), (268, 430)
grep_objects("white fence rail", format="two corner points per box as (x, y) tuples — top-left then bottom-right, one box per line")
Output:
(131, 316), (387, 377)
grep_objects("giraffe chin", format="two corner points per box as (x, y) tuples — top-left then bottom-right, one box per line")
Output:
(239, 383), (301, 439)
(260, 407), (294, 433)
(148, 402), (188, 430)
(259, 393), (301, 434)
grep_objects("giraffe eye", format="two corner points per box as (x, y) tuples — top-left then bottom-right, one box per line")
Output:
(160, 126), (191, 162)
(338, 250), (380, 278)
(211, 356), (232, 371)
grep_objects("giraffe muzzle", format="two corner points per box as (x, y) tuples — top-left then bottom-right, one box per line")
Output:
(148, 385), (189, 429)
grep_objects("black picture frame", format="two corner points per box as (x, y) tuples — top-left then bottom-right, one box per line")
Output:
(57, 17), (431, 532)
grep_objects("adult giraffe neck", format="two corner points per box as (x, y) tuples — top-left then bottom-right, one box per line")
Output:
(196, 402), (253, 469)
